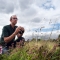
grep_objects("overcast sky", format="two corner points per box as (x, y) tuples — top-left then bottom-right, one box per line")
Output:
(0, 0), (60, 40)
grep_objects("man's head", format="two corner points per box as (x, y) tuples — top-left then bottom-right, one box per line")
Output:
(10, 15), (18, 25)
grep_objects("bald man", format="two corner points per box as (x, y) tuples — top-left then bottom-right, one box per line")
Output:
(1, 15), (24, 53)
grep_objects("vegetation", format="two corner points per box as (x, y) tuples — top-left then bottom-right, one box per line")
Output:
(0, 39), (60, 60)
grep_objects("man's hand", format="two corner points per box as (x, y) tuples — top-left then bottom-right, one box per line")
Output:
(21, 27), (25, 32)
(14, 26), (22, 35)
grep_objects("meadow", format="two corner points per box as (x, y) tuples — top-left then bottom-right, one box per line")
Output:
(0, 39), (60, 60)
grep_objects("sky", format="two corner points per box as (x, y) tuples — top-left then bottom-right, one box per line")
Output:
(0, 0), (60, 40)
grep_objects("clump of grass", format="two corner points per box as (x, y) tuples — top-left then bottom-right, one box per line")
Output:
(45, 48), (60, 60)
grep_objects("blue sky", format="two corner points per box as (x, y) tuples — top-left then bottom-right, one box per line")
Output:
(42, 0), (55, 10)
(0, 0), (60, 40)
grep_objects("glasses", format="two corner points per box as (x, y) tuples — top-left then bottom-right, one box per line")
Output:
(13, 18), (18, 20)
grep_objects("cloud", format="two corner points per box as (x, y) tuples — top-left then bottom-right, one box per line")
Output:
(19, 0), (34, 10)
(0, 26), (3, 37)
(31, 17), (41, 23)
(0, 0), (60, 40)
(0, 0), (16, 13)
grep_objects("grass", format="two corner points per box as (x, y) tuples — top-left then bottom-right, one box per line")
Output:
(0, 40), (60, 60)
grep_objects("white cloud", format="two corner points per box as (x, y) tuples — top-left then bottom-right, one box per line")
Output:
(0, 0), (60, 40)
(0, 26), (3, 37)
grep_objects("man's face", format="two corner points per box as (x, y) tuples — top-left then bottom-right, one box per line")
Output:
(11, 15), (18, 25)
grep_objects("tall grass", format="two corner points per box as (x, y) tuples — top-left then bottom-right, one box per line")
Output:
(0, 40), (60, 60)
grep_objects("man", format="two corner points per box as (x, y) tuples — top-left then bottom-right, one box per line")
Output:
(1, 15), (24, 53)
